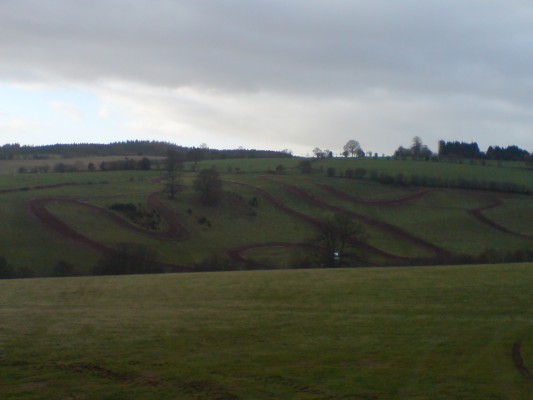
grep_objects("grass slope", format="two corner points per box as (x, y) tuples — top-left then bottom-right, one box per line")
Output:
(1, 263), (532, 399)
(0, 158), (531, 275)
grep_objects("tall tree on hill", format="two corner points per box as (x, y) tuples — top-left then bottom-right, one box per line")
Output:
(194, 168), (223, 206)
(313, 147), (325, 159)
(314, 214), (365, 267)
(343, 140), (361, 157)
(410, 136), (432, 160)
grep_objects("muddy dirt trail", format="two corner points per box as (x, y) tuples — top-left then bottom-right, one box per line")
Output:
(317, 183), (434, 206)
(27, 191), (190, 272)
(225, 179), (411, 263)
(262, 177), (451, 259)
(321, 182), (533, 240)
(513, 341), (533, 381)
(468, 196), (533, 239)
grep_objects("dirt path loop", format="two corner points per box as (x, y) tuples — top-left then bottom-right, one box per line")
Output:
(262, 177), (451, 259)
(29, 193), (188, 240)
(317, 183), (434, 206)
(27, 188), (190, 272)
(468, 196), (533, 239)
(513, 341), (533, 381)
(225, 179), (410, 263)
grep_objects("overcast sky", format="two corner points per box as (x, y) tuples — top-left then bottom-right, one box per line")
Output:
(1, 0), (532, 155)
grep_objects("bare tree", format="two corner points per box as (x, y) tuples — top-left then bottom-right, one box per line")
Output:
(314, 214), (365, 267)
(313, 147), (325, 159)
(343, 140), (361, 157)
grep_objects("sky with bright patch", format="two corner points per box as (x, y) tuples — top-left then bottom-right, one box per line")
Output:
(1, 0), (532, 156)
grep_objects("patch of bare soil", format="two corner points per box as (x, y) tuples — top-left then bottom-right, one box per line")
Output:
(513, 341), (533, 381)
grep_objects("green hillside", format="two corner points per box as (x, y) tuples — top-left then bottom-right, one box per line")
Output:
(1, 264), (532, 399)
(0, 157), (531, 276)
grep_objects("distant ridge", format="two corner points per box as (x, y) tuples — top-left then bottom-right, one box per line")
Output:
(0, 140), (293, 160)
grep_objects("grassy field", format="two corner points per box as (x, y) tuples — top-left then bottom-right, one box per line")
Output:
(0, 157), (531, 275)
(1, 263), (532, 399)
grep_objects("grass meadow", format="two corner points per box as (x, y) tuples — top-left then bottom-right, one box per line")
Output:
(0, 157), (531, 275)
(1, 263), (532, 399)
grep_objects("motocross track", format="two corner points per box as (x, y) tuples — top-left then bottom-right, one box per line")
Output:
(320, 183), (533, 239)
(13, 177), (531, 271)
(225, 179), (411, 264)
(26, 186), (190, 272)
(262, 177), (451, 259)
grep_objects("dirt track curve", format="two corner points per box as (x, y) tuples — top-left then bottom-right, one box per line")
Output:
(262, 177), (451, 259)
(9, 177), (531, 270)
(513, 341), (533, 381)
(320, 183), (533, 240)
(317, 183), (434, 206)
(225, 179), (411, 263)
(27, 187), (190, 272)
(468, 196), (533, 239)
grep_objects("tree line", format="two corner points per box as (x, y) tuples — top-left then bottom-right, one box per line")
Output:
(0, 141), (292, 161)
(335, 137), (531, 163)
(438, 140), (530, 161)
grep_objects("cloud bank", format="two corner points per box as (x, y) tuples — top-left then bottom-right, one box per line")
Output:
(1, 0), (532, 154)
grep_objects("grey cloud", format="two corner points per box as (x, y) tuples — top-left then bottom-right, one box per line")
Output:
(1, 0), (532, 152)
(2, 0), (533, 97)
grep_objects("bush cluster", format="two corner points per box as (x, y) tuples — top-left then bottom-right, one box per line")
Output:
(109, 203), (161, 230)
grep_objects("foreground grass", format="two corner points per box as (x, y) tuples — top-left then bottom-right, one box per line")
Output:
(1, 263), (532, 399)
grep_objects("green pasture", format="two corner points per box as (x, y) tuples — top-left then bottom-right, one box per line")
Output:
(315, 158), (533, 188)
(1, 263), (532, 399)
(0, 159), (531, 276)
